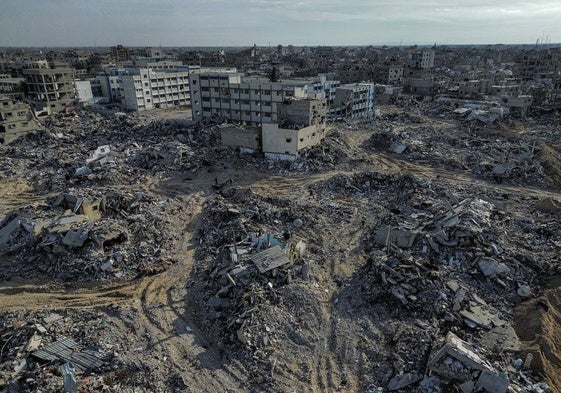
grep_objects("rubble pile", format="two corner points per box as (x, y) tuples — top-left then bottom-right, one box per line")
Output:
(0, 106), (560, 392)
(0, 189), (184, 281)
(0, 109), (226, 193)
(187, 188), (341, 383)
(363, 124), (552, 187)
(0, 309), (119, 392)
(274, 170), (556, 391)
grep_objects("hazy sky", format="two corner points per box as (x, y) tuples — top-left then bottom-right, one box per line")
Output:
(1, 0), (560, 47)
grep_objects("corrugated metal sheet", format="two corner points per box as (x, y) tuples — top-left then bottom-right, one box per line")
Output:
(251, 245), (290, 273)
(32, 337), (106, 371)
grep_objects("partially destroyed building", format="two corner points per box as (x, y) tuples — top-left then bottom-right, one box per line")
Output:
(334, 83), (376, 118)
(221, 97), (327, 160)
(189, 71), (314, 126)
(22, 67), (75, 113)
(0, 96), (42, 144)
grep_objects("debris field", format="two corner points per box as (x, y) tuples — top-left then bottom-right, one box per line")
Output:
(0, 105), (560, 392)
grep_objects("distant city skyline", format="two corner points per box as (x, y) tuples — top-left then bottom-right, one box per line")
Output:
(1, 0), (560, 47)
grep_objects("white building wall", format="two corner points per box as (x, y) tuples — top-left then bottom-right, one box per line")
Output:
(74, 80), (94, 104)
(189, 72), (313, 125)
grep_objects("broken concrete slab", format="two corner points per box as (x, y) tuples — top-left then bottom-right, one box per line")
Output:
(375, 226), (417, 249)
(387, 372), (420, 390)
(50, 214), (88, 233)
(475, 370), (509, 393)
(62, 227), (89, 247)
(477, 258), (510, 278)
(480, 325), (520, 353)
(460, 305), (497, 329)
(428, 332), (491, 381)
(0, 215), (22, 246)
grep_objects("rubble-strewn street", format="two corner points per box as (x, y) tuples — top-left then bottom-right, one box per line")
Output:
(1, 105), (560, 392)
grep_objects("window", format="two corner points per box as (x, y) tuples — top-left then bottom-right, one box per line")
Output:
(299, 138), (304, 142)
(192, 80), (197, 85)
(286, 138), (292, 143)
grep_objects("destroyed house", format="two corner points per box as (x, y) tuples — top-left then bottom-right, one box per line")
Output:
(0, 96), (42, 144)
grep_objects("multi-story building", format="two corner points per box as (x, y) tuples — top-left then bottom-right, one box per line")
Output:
(97, 67), (190, 111)
(420, 50), (435, 69)
(0, 75), (25, 93)
(111, 45), (132, 62)
(189, 69), (339, 124)
(308, 74), (340, 106)
(220, 97), (328, 160)
(334, 83), (376, 118)
(22, 67), (75, 112)
(120, 68), (190, 111)
(0, 96), (42, 144)
(262, 97), (327, 160)
(372, 64), (404, 85)
(189, 71), (313, 126)
(409, 49), (435, 69)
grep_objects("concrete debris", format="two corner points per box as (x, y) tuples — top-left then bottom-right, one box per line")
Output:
(428, 332), (492, 380)
(61, 362), (77, 393)
(387, 372), (420, 390)
(0, 106), (558, 391)
(476, 370), (509, 393)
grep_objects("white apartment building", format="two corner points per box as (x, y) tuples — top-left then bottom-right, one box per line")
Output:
(421, 50), (435, 69)
(334, 83), (376, 119)
(189, 70), (340, 126)
(98, 68), (190, 111)
(189, 72), (313, 126)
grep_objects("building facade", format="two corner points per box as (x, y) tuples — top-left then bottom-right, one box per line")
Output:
(334, 83), (376, 118)
(120, 68), (190, 111)
(189, 72), (313, 126)
(22, 68), (75, 112)
(97, 68), (190, 111)
(0, 97), (42, 144)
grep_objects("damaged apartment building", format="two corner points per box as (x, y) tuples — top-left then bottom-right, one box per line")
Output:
(220, 97), (327, 160)
(22, 67), (75, 113)
(0, 96), (42, 144)
(189, 70), (339, 126)
(97, 67), (190, 111)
